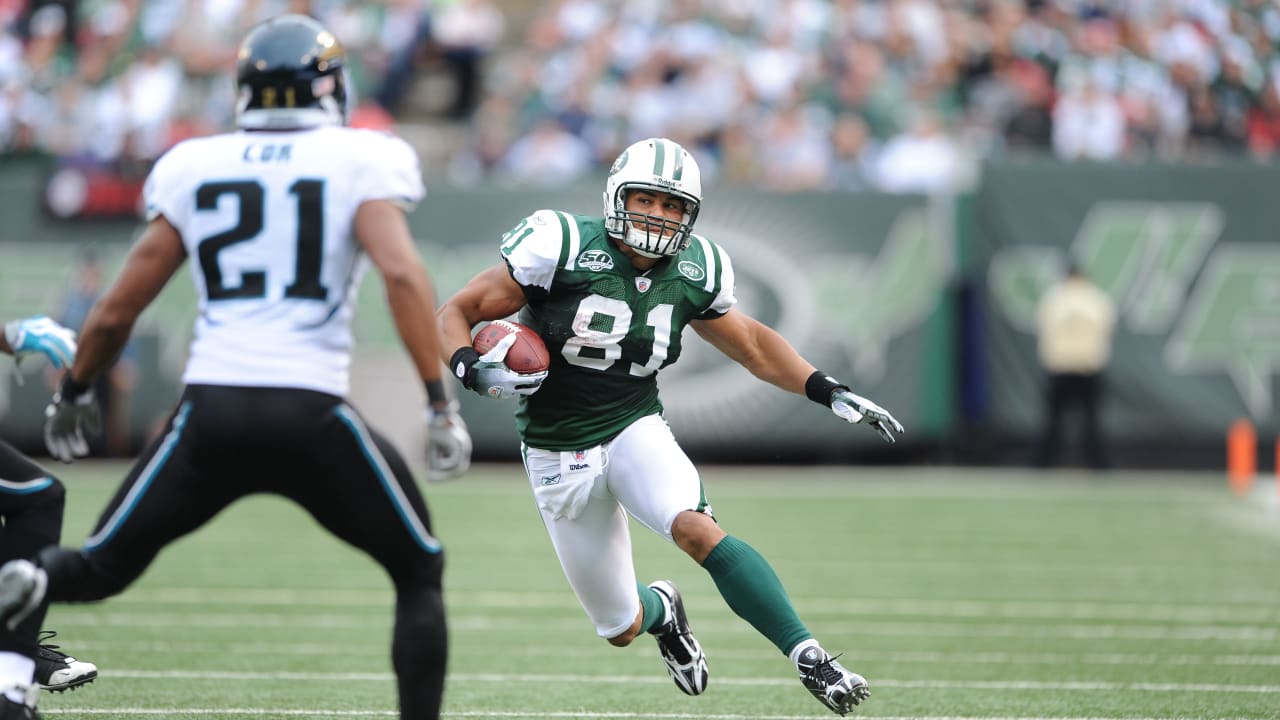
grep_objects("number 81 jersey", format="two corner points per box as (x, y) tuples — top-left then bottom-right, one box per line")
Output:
(501, 209), (737, 451)
(144, 126), (425, 396)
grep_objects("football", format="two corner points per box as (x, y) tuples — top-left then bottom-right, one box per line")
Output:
(472, 319), (551, 374)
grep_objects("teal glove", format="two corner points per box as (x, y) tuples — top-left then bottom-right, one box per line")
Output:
(4, 315), (76, 370)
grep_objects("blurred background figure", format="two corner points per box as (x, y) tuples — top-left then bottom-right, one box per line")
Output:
(55, 250), (138, 458)
(431, 0), (505, 119)
(1034, 262), (1116, 470)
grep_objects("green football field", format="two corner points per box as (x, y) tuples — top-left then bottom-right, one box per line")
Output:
(29, 462), (1280, 719)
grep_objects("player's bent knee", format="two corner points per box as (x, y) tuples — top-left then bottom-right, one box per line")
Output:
(671, 510), (726, 563)
(33, 476), (66, 505)
(39, 547), (140, 601)
(607, 629), (638, 647)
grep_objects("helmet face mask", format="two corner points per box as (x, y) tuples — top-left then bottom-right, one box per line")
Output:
(235, 14), (347, 130)
(603, 138), (702, 257)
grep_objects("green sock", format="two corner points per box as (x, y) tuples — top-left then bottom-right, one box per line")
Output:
(702, 535), (811, 654)
(638, 582), (666, 634)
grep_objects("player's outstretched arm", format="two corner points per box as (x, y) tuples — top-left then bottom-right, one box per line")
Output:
(692, 309), (904, 443)
(73, 217), (186, 384)
(45, 216), (187, 462)
(355, 199), (471, 481)
(355, 200), (450, 393)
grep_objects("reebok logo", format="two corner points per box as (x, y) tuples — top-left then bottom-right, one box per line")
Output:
(541, 474), (561, 486)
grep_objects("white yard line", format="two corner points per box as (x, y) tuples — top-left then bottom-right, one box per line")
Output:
(74, 670), (1280, 693)
(40, 611), (1280, 641)
(37, 711), (1273, 720)
(57, 640), (1280, 666)
(98, 589), (1280, 624)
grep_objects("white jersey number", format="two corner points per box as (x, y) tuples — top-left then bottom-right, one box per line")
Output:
(562, 294), (673, 377)
(195, 179), (327, 302)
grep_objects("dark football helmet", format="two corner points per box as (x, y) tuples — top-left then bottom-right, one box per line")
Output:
(235, 14), (347, 130)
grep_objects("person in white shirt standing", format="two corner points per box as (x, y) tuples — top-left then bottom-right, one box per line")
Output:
(1035, 262), (1117, 469)
(0, 15), (470, 720)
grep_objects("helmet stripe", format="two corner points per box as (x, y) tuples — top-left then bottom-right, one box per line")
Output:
(652, 139), (666, 177)
(671, 142), (684, 181)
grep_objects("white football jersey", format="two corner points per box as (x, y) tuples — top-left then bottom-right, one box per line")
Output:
(143, 125), (425, 396)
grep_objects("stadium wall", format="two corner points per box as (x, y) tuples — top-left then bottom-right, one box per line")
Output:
(0, 161), (1273, 468)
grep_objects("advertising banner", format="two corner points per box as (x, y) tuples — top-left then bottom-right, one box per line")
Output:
(977, 160), (1280, 442)
(0, 181), (956, 460)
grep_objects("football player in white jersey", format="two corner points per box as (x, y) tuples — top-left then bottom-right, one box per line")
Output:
(0, 16), (469, 720)
(437, 138), (903, 716)
(0, 317), (97, 720)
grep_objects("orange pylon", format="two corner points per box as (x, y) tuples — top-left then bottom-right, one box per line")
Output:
(1227, 419), (1256, 496)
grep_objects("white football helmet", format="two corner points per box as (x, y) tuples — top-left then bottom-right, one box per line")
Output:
(603, 138), (702, 258)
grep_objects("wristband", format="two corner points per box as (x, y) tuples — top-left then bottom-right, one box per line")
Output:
(424, 378), (448, 409)
(804, 370), (848, 408)
(448, 347), (481, 389)
(59, 373), (92, 400)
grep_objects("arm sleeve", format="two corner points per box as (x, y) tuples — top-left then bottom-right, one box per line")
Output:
(353, 134), (427, 211)
(697, 237), (738, 319)
(499, 209), (568, 292)
(143, 143), (192, 224)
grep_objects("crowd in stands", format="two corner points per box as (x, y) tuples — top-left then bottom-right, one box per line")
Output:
(0, 0), (498, 169)
(3, 0), (1280, 194)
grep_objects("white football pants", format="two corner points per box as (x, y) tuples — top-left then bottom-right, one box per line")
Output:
(521, 414), (705, 639)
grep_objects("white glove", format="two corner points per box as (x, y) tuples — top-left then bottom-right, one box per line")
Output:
(467, 333), (548, 400)
(5, 316), (77, 372)
(831, 389), (904, 444)
(44, 376), (100, 463)
(425, 400), (472, 482)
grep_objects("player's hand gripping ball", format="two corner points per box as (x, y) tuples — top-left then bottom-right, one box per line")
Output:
(464, 320), (550, 400)
(472, 320), (550, 374)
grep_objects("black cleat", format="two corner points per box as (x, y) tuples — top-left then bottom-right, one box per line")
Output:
(35, 631), (97, 692)
(796, 646), (870, 715)
(647, 580), (708, 696)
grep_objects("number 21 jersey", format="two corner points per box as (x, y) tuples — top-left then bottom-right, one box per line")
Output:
(143, 125), (425, 396)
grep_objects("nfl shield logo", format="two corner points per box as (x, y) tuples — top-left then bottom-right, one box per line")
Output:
(573, 450), (586, 461)
(635, 277), (652, 293)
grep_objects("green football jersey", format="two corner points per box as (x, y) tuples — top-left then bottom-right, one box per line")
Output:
(499, 209), (737, 450)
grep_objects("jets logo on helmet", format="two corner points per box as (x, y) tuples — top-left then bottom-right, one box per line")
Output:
(609, 150), (629, 175)
(603, 138), (702, 258)
(235, 14), (348, 130)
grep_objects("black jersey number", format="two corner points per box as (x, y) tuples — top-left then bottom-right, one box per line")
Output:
(195, 179), (327, 301)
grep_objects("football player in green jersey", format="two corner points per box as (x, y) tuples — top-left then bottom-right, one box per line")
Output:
(438, 137), (902, 716)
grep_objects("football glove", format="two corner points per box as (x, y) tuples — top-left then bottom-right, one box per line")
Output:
(425, 400), (472, 482)
(44, 374), (101, 463)
(4, 315), (76, 372)
(462, 333), (548, 400)
(831, 389), (905, 444)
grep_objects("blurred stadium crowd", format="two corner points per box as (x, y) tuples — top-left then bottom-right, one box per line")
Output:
(2, 0), (1280, 193)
